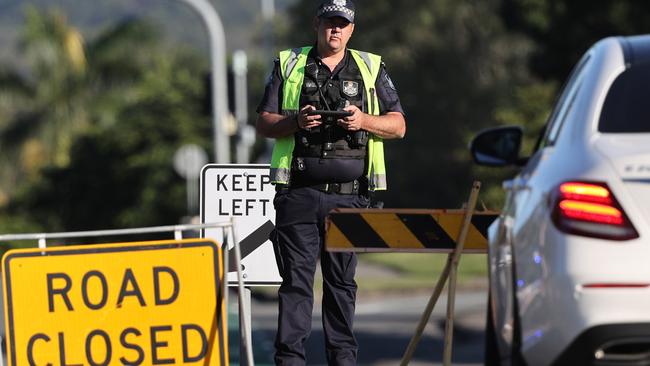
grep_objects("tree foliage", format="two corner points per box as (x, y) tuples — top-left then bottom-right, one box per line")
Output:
(2, 0), (650, 241)
(278, 0), (535, 208)
(271, 0), (650, 208)
(502, 0), (650, 80)
(0, 8), (211, 238)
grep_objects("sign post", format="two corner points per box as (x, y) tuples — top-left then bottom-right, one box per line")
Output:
(2, 239), (227, 366)
(201, 164), (278, 365)
(174, 144), (208, 215)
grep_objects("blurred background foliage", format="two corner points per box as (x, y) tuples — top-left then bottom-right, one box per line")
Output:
(0, 0), (649, 246)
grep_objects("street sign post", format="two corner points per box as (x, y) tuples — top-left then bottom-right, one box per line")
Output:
(2, 239), (227, 366)
(174, 144), (209, 215)
(201, 164), (281, 285)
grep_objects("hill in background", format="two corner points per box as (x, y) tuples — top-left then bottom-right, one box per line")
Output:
(0, 0), (296, 68)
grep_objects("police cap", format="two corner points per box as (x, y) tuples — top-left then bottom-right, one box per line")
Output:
(317, 0), (355, 23)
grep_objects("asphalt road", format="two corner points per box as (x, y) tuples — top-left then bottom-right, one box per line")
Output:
(231, 290), (487, 366)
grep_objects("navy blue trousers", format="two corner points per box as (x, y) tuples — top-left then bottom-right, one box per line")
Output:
(273, 187), (369, 366)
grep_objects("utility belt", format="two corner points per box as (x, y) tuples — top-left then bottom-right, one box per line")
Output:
(276, 177), (367, 195)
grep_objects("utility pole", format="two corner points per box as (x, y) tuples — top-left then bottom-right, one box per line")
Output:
(259, 0), (276, 163)
(177, 0), (230, 163)
(233, 50), (255, 163)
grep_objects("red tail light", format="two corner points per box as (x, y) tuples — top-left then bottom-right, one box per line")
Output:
(552, 182), (638, 240)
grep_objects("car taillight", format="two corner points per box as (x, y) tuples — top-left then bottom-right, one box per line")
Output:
(552, 181), (639, 240)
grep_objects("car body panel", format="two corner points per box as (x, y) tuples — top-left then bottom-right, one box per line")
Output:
(595, 135), (650, 228)
(481, 35), (650, 366)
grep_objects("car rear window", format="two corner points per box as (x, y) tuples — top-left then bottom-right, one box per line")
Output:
(599, 62), (650, 133)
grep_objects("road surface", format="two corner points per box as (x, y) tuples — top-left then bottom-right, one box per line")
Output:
(231, 289), (487, 365)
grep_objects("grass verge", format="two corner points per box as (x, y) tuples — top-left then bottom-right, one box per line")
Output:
(355, 252), (488, 292)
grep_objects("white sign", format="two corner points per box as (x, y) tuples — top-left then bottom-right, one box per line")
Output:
(200, 164), (281, 285)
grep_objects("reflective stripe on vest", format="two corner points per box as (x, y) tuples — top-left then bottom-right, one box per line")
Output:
(270, 46), (387, 190)
(269, 47), (311, 184)
(349, 49), (386, 191)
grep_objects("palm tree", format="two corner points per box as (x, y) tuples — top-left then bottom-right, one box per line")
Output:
(0, 7), (161, 205)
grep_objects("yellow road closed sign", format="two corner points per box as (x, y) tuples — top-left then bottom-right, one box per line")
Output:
(2, 239), (227, 366)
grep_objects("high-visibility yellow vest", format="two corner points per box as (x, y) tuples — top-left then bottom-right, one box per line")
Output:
(269, 46), (387, 191)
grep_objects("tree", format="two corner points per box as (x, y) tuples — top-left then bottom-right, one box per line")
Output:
(0, 8), (212, 238)
(11, 58), (211, 232)
(502, 0), (650, 80)
(276, 0), (536, 208)
(0, 8), (164, 204)
(0, 7), (88, 199)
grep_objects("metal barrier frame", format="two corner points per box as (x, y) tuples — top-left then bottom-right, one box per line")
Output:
(400, 181), (482, 365)
(324, 182), (485, 365)
(0, 219), (254, 366)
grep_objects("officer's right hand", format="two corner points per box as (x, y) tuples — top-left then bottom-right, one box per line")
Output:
(297, 105), (322, 130)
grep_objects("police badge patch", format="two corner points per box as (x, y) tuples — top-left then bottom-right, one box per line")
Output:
(342, 81), (359, 97)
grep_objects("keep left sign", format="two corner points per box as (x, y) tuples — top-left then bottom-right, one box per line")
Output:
(201, 164), (281, 285)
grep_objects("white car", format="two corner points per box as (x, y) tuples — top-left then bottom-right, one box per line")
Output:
(470, 35), (650, 366)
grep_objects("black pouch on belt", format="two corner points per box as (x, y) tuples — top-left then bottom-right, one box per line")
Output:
(269, 228), (284, 278)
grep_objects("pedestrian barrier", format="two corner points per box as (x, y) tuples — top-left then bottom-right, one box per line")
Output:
(326, 181), (497, 366)
(0, 221), (248, 366)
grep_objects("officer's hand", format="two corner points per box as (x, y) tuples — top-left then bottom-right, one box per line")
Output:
(338, 105), (364, 131)
(297, 105), (321, 130)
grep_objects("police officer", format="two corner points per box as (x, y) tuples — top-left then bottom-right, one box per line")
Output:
(256, 0), (406, 364)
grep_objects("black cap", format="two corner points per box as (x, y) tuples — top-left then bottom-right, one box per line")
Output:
(317, 0), (355, 23)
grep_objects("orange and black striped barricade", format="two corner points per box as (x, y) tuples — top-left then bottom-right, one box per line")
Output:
(325, 181), (498, 366)
(326, 209), (496, 253)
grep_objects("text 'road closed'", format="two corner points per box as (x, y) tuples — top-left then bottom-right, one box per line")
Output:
(2, 240), (228, 366)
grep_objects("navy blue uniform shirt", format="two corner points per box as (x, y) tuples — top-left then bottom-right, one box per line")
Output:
(257, 48), (405, 185)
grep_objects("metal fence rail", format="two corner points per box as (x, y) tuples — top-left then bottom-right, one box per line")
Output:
(0, 222), (233, 248)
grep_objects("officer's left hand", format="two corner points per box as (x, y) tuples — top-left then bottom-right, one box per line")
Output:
(338, 105), (365, 131)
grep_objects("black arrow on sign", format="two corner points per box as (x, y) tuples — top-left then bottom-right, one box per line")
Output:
(227, 220), (275, 272)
